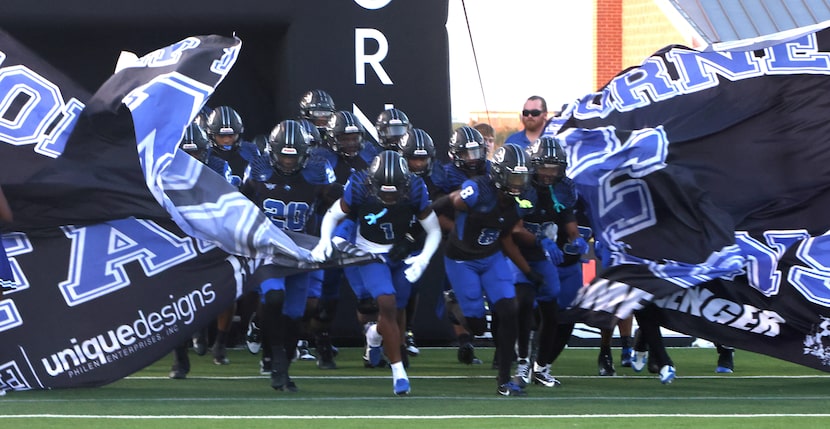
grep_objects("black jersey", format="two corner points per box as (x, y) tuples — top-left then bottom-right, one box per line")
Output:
(445, 176), (531, 261)
(313, 146), (373, 185)
(423, 160), (447, 199)
(241, 160), (334, 233)
(521, 182), (577, 262)
(212, 140), (259, 187)
(343, 169), (430, 248)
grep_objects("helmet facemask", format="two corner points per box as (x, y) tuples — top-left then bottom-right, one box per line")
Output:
(369, 151), (410, 205)
(406, 155), (432, 177)
(271, 148), (305, 175)
(334, 132), (363, 158)
(454, 143), (485, 172)
(500, 167), (531, 196)
(532, 163), (565, 186)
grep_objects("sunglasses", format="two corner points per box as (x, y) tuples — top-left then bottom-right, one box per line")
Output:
(522, 109), (544, 117)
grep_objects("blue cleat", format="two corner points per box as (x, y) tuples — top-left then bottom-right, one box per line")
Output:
(394, 378), (410, 396)
(364, 345), (385, 368)
(497, 380), (527, 396)
(620, 347), (634, 367)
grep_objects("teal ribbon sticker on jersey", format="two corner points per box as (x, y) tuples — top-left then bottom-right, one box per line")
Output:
(364, 208), (388, 225)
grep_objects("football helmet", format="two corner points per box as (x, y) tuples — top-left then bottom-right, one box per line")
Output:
(490, 143), (532, 196)
(526, 136), (567, 186)
(368, 150), (411, 205)
(179, 122), (211, 163)
(397, 128), (435, 177)
(267, 120), (312, 175)
(298, 119), (324, 147)
(299, 89), (336, 127)
(206, 106), (244, 151)
(449, 126), (486, 173)
(252, 134), (269, 154)
(375, 108), (412, 150)
(329, 110), (365, 158)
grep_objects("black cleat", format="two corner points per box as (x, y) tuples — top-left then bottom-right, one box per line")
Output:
(457, 342), (478, 365)
(598, 352), (616, 376)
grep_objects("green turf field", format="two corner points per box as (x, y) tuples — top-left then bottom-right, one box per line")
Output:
(1, 346), (829, 428)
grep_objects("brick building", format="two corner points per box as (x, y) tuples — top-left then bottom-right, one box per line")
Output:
(469, 0), (690, 139)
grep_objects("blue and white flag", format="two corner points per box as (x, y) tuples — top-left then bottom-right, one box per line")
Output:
(560, 22), (830, 372)
(0, 31), (373, 392)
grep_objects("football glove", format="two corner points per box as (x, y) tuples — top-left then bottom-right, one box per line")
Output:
(540, 237), (564, 265)
(310, 238), (333, 262)
(564, 236), (589, 255)
(388, 233), (417, 262)
(249, 154), (273, 182)
(403, 254), (430, 283)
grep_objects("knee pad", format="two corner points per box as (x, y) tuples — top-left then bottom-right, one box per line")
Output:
(357, 298), (378, 315)
(263, 289), (285, 310)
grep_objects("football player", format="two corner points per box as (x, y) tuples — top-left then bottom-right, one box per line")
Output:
(311, 150), (442, 396)
(432, 143), (540, 396)
(241, 119), (336, 391)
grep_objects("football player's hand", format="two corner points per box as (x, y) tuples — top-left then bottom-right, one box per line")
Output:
(540, 237), (564, 265)
(404, 255), (430, 283)
(310, 238), (333, 262)
(565, 236), (590, 255)
(249, 154), (272, 182)
(388, 233), (416, 262)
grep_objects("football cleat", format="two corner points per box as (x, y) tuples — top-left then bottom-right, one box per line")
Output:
(405, 331), (420, 356)
(457, 342), (479, 365)
(168, 370), (187, 380)
(497, 380), (527, 397)
(296, 340), (316, 361)
(515, 358), (531, 386)
(631, 351), (648, 372)
(598, 352), (615, 376)
(192, 332), (207, 356)
(271, 369), (289, 391)
(364, 345), (386, 368)
(532, 365), (561, 388)
(716, 346), (734, 373)
(659, 365), (676, 384)
(316, 334), (337, 370)
(260, 358), (272, 375)
(271, 353), (294, 392)
(620, 347), (634, 367)
(284, 378), (299, 393)
(393, 378), (411, 396)
(245, 313), (262, 355)
(212, 343), (230, 365)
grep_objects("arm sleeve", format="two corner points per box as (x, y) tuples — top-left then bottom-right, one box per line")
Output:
(319, 198), (348, 242)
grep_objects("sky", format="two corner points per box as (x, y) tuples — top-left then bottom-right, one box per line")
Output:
(446, 0), (596, 121)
